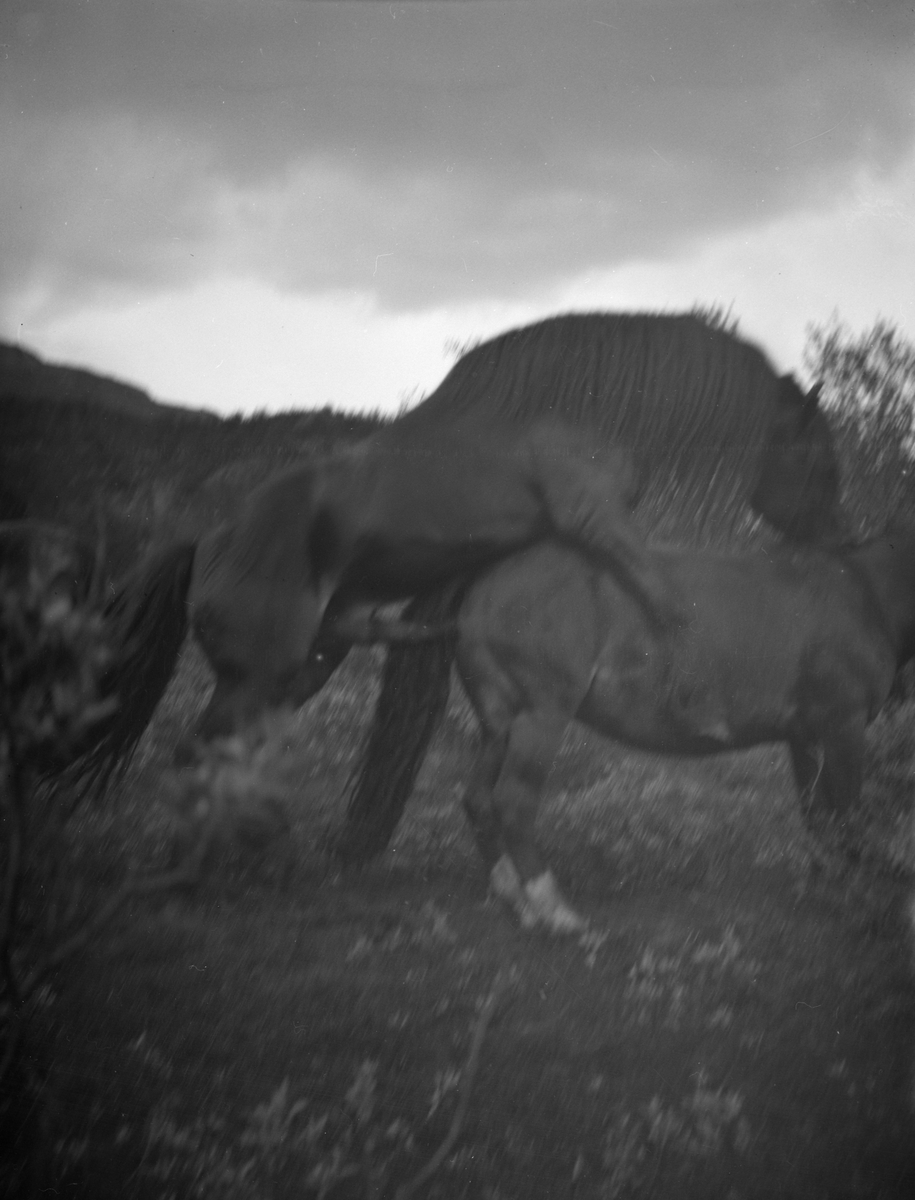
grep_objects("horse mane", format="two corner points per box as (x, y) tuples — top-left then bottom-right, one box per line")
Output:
(399, 312), (783, 544)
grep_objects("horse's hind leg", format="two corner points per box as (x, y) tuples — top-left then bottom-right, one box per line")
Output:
(460, 724), (543, 925)
(461, 729), (509, 869)
(491, 710), (587, 935)
(457, 637), (584, 932)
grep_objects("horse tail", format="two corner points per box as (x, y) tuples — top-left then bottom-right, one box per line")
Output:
(66, 541), (197, 796)
(334, 585), (463, 865)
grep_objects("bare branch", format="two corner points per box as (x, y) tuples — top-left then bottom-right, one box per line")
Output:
(394, 971), (513, 1200)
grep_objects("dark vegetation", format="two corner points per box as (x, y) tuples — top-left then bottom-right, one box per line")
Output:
(2, 321), (915, 1198)
(806, 317), (915, 530)
(0, 340), (380, 574)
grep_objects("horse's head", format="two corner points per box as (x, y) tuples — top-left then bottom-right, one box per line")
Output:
(180, 488), (333, 760)
(750, 376), (845, 543)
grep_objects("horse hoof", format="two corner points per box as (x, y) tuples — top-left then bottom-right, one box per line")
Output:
(489, 857), (553, 930)
(490, 857), (540, 930)
(524, 871), (588, 935)
(490, 855), (525, 906)
(490, 858), (587, 934)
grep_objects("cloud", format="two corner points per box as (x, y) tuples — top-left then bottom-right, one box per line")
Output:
(12, 144), (915, 418)
(12, 275), (547, 415)
(2, 0), (914, 321)
(554, 149), (915, 371)
(0, 112), (221, 318)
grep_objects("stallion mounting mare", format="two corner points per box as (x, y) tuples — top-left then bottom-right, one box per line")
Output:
(74, 313), (844, 830)
(439, 525), (915, 934)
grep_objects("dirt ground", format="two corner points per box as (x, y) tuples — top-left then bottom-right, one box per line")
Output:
(18, 649), (915, 1199)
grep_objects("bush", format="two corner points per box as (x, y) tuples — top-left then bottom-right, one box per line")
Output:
(805, 317), (915, 530)
(0, 528), (208, 1190)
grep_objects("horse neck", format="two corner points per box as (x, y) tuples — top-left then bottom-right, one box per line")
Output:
(852, 534), (915, 665)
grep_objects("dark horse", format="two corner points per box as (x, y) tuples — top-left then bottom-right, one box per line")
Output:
(335, 312), (846, 859)
(72, 313), (843, 803)
(439, 525), (915, 934)
(77, 418), (678, 785)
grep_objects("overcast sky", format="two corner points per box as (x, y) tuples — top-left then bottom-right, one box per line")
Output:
(2, 0), (914, 415)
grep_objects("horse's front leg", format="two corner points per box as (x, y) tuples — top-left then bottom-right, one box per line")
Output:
(789, 713), (866, 864)
(490, 711), (586, 935)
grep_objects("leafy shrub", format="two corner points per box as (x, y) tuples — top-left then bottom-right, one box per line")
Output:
(805, 316), (915, 531)
(1, 532), (117, 1189)
(0, 530), (211, 1190)
(806, 318), (915, 865)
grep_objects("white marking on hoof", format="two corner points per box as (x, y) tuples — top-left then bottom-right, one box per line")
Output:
(490, 855), (525, 905)
(489, 856), (542, 930)
(524, 871), (588, 935)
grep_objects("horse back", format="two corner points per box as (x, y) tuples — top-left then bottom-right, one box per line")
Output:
(393, 312), (785, 541)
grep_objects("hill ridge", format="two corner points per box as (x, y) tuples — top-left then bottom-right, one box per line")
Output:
(0, 340), (214, 421)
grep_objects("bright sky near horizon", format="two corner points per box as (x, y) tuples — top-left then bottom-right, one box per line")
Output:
(2, 0), (914, 416)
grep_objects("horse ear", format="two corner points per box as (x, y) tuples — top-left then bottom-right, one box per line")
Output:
(778, 374), (821, 427)
(777, 373), (804, 406)
(802, 382), (823, 426)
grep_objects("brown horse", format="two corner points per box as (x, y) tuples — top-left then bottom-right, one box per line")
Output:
(185, 420), (672, 743)
(76, 418), (682, 784)
(395, 312), (841, 544)
(69, 313), (844, 801)
(337, 313), (846, 861)
(439, 527), (915, 934)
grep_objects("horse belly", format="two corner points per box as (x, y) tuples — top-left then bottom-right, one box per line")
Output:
(339, 533), (533, 598)
(341, 472), (541, 597)
(575, 595), (676, 746)
(578, 648), (680, 750)
(579, 570), (798, 752)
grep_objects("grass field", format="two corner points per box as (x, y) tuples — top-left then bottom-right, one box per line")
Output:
(15, 636), (915, 1200)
